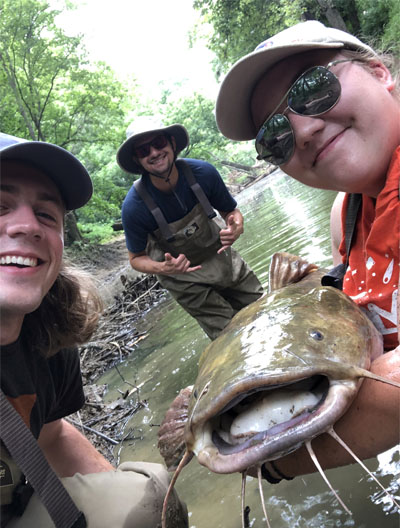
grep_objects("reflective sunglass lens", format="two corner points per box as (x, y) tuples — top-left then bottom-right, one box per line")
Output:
(256, 114), (294, 165)
(288, 67), (341, 116)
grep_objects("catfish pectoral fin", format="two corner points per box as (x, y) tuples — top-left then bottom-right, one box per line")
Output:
(268, 252), (319, 293)
(158, 385), (193, 471)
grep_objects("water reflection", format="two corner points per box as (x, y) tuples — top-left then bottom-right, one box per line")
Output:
(99, 169), (399, 527)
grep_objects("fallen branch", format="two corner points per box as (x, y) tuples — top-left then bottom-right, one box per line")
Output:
(66, 417), (119, 445)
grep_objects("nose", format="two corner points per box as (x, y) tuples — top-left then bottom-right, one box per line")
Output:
(148, 144), (164, 157)
(289, 113), (325, 151)
(7, 205), (44, 240)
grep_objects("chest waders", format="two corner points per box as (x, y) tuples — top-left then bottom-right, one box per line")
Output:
(134, 160), (263, 339)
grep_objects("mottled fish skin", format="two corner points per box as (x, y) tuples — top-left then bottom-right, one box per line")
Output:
(184, 253), (383, 474)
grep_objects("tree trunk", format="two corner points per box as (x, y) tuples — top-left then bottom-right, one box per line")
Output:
(64, 211), (83, 246)
(316, 0), (348, 31)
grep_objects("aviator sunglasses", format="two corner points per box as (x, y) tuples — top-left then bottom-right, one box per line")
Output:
(134, 134), (169, 158)
(255, 59), (358, 166)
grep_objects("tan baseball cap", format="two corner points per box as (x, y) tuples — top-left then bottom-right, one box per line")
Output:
(216, 20), (376, 140)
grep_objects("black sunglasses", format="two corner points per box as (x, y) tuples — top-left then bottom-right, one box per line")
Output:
(134, 134), (168, 158)
(255, 59), (358, 166)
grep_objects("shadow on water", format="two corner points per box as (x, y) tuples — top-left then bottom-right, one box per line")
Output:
(98, 169), (399, 527)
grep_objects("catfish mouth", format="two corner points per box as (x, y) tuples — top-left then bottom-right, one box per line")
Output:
(207, 375), (329, 456)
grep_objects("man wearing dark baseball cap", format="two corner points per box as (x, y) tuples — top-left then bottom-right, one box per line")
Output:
(216, 21), (400, 487)
(0, 133), (188, 527)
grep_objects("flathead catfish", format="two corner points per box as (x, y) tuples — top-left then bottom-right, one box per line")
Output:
(159, 253), (400, 527)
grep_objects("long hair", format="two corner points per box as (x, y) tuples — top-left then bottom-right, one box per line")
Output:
(22, 262), (103, 358)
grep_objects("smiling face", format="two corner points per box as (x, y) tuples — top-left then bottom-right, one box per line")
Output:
(251, 49), (400, 197)
(134, 133), (176, 179)
(0, 161), (65, 343)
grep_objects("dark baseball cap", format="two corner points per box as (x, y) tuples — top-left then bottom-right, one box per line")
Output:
(0, 133), (93, 210)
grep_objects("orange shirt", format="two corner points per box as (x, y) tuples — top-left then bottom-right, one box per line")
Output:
(340, 146), (400, 350)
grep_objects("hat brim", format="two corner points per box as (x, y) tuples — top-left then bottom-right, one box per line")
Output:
(117, 124), (189, 174)
(1, 139), (92, 210)
(216, 41), (345, 141)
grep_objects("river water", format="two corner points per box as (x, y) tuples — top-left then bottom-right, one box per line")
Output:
(99, 169), (399, 528)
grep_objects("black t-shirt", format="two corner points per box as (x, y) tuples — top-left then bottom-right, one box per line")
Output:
(0, 337), (85, 439)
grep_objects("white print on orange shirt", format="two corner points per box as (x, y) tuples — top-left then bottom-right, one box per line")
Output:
(366, 289), (398, 336)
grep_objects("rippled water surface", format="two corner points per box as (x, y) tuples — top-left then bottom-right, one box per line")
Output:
(99, 170), (399, 528)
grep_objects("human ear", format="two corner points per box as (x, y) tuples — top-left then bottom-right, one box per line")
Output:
(369, 61), (395, 92)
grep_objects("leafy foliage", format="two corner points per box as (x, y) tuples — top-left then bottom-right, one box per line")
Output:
(192, 0), (400, 77)
(0, 0), (131, 243)
(356, 0), (400, 54)
(1, 0), (399, 246)
(192, 0), (305, 78)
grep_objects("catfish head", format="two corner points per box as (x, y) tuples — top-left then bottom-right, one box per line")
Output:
(184, 252), (384, 474)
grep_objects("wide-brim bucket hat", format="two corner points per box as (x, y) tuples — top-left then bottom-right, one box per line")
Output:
(117, 116), (189, 174)
(0, 132), (92, 210)
(216, 20), (376, 140)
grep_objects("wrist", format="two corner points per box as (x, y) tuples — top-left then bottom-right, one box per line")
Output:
(261, 461), (294, 484)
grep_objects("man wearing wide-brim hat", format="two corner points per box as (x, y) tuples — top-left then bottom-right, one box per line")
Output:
(117, 116), (263, 339)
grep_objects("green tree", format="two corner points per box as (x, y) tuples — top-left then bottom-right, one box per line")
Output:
(160, 91), (257, 180)
(356, 0), (400, 54)
(163, 93), (229, 161)
(192, 0), (305, 78)
(0, 0), (130, 243)
(192, 0), (400, 78)
(0, 0), (127, 146)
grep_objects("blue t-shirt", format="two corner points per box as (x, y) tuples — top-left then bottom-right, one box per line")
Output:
(122, 158), (237, 253)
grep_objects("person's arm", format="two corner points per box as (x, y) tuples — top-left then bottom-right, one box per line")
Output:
(259, 346), (400, 480)
(330, 192), (346, 266)
(38, 418), (113, 477)
(128, 250), (202, 276)
(217, 208), (244, 253)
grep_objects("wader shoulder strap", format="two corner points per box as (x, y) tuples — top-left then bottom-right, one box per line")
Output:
(176, 159), (216, 219)
(0, 390), (86, 527)
(321, 193), (362, 290)
(134, 179), (175, 242)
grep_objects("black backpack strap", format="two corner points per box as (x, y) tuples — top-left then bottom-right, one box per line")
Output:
(176, 159), (216, 219)
(134, 179), (175, 242)
(321, 193), (362, 289)
(0, 390), (86, 528)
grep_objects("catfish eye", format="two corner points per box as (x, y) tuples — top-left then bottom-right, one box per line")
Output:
(310, 330), (324, 341)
